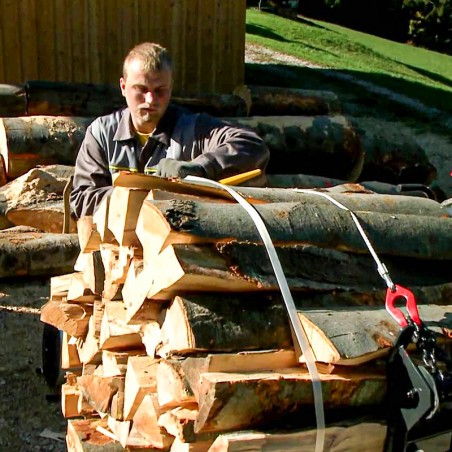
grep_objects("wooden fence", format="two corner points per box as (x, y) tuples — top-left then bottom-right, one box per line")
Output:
(0, 0), (246, 94)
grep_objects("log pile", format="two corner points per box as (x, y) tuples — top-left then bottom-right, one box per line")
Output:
(40, 173), (452, 451)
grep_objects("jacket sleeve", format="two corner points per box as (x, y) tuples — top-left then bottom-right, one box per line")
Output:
(70, 125), (114, 219)
(190, 114), (270, 181)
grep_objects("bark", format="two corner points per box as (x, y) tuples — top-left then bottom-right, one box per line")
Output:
(138, 198), (452, 260)
(226, 115), (364, 181)
(26, 80), (126, 117)
(158, 294), (293, 356)
(195, 369), (386, 433)
(244, 85), (342, 116)
(0, 117), (92, 179)
(0, 227), (79, 277)
(209, 421), (386, 451)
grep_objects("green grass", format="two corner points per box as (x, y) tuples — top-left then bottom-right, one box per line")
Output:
(246, 8), (452, 116)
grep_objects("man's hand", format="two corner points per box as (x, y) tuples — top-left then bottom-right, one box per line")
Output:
(155, 158), (206, 178)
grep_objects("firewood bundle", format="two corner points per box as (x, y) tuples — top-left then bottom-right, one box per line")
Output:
(40, 173), (452, 451)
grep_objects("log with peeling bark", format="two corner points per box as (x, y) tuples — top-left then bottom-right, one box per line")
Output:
(0, 116), (92, 179)
(195, 368), (386, 433)
(0, 227), (79, 277)
(136, 198), (452, 260)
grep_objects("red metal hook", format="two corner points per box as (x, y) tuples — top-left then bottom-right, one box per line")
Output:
(385, 284), (422, 328)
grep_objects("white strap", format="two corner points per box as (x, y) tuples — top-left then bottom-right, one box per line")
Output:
(185, 175), (325, 452)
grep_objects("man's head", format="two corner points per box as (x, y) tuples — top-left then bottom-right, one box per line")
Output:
(120, 42), (173, 133)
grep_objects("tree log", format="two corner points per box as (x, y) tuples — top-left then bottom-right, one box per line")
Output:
(243, 85), (342, 116)
(0, 227), (79, 277)
(0, 84), (27, 117)
(0, 117), (92, 179)
(195, 369), (386, 433)
(298, 304), (452, 365)
(351, 116), (437, 186)
(158, 294), (293, 356)
(137, 198), (452, 260)
(226, 115), (364, 181)
(209, 421), (386, 451)
(26, 80), (126, 117)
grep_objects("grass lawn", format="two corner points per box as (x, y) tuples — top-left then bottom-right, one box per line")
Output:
(246, 8), (452, 117)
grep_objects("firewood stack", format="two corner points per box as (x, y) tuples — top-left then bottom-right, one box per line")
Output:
(40, 172), (452, 451)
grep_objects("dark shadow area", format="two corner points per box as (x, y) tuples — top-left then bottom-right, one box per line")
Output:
(246, 23), (293, 43)
(399, 61), (452, 90)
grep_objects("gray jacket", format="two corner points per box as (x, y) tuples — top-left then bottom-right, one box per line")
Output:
(70, 104), (269, 218)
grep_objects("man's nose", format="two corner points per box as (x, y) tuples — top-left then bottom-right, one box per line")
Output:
(144, 91), (153, 103)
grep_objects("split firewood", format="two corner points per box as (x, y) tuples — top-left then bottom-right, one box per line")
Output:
(101, 350), (144, 378)
(0, 117), (91, 179)
(107, 186), (150, 247)
(49, 273), (73, 300)
(82, 250), (105, 295)
(157, 404), (199, 443)
(209, 421), (387, 451)
(195, 368), (386, 433)
(136, 198), (452, 260)
(154, 350), (298, 402)
(132, 394), (175, 449)
(61, 373), (94, 418)
(106, 416), (131, 448)
(156, 360), (197, 409)
(40, 300), (92, 337)
(0, 227), (79, 277)
(157, 294), (293, 358)
(77, 373), (125, 415)
(66, 418), (123, 452)
(66, 272), (96, 303)
(61, 332), (82, 370)
(123, 356), (160, 421)
(76, 301), (103, 365)
(99, 301), (145, 352)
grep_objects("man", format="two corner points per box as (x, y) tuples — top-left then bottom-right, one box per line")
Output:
(70, 42), (270, 218)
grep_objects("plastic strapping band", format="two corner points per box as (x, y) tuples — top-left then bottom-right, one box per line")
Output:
(294, 189), (396, 292)
(185, 175), (326, 452)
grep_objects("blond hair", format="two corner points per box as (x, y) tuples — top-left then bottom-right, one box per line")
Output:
(123, 42), (173, 79)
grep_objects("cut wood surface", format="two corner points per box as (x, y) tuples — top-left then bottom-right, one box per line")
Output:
(123, 356), (159, 421)
(0, 227), (79, 277)
(195, 369), (386, 433)
(40, 299), (92, 337)
(66, 418), (123, 452)
(0, 117), (91, 179)
(157, 294), (293, 357)
(137, 198), (452, 259)
(225, 115), (364, 181)
(209, 421), (387, 452)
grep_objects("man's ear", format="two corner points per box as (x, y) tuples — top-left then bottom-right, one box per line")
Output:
(119, 77), (126, 96)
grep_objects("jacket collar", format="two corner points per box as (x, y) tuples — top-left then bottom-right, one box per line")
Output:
(113, 105), (181, 147)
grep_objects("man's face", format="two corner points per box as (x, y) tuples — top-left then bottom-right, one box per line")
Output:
(120, 59), (172, 133)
